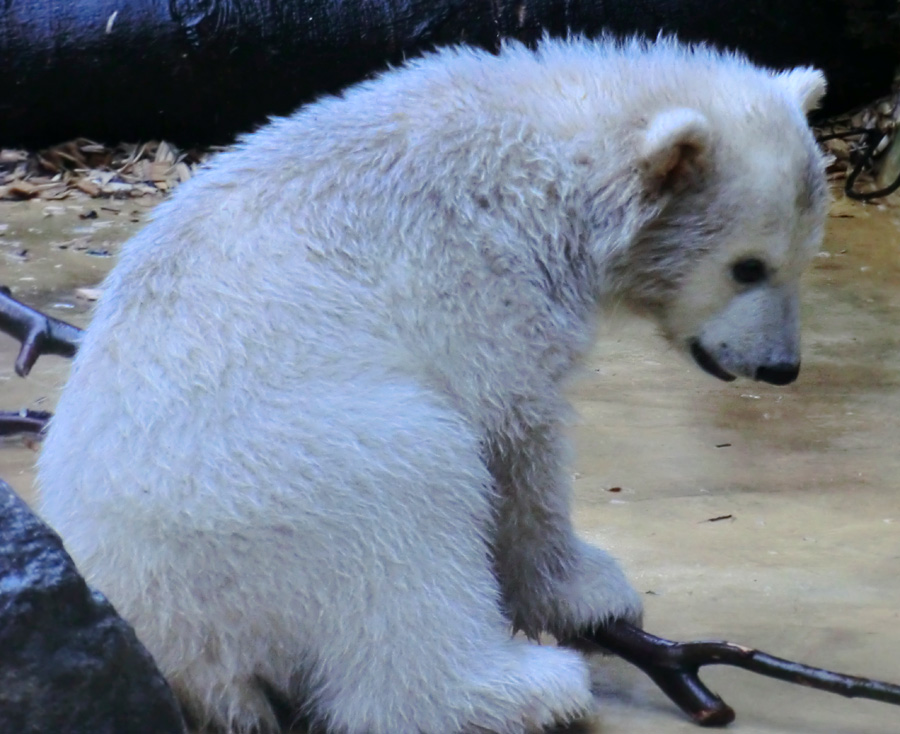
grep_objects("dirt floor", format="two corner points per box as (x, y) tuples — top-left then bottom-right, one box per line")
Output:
(1, 191), (899, 733)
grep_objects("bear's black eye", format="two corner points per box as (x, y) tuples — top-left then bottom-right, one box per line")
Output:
(731, 258), (767, 285)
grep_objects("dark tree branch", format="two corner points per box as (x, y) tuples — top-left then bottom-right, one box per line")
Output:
(0, 287), (82, 376)
(564, 619), (900, 727)
(0, 409), (52, 438)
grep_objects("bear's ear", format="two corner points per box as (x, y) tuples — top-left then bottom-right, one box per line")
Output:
(639, 108), (712, 195)
(776, 67), (827, 114)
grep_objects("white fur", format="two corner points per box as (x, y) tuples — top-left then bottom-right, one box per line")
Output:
(37, 36), (827, 733)
(776, 67), (828, 113)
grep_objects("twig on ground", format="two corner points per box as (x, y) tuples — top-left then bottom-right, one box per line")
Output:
(564, 619), (900, 727)
(0, 410), (52, 438)
(0, 287), (82, 376)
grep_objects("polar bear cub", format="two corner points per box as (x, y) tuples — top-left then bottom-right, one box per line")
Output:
(38, 36), (827, 734)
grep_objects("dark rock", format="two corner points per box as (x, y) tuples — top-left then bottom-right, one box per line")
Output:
(0, 479), (186, 734)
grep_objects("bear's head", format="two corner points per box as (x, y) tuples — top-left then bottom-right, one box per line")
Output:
(611, 65), (828, 385)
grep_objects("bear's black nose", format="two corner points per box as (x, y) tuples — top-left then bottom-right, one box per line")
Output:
(755, 363), (800, 385)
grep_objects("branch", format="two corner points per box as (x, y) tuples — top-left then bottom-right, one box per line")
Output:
(0, 409), (52, 438)
(0, 287), (82, 376)
(563, 619), (900, 727)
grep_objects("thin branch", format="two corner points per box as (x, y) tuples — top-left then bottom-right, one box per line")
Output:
(564, 620), (900, 727)
(0, 287), (82, 376)
(0, 410), (52, 438)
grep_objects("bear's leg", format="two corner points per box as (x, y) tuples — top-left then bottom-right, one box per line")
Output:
(311, 625), (595, 734)
(490, 425), (643, 640)
(283, 382), (595, 734)
(41, 378), (597, 734)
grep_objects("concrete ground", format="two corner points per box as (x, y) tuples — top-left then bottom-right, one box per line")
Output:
(1, 192), (898, 732)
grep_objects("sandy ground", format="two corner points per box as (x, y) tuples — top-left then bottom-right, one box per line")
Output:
(0, 192), (898, 733)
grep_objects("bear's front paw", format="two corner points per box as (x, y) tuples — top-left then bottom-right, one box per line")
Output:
(553, 540), (644, 638)
(501, 538), (643, 640)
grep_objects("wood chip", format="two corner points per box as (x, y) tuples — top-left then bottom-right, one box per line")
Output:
(55, 236), (92, 250)
(154, 141), (175, 164)
(75, 179), (101, 196)
(150, 161), (172, 182)
(100, 181), (134, 196)
(2, 139), (208, 200)
(0, 149), (27, 164)
(174, 162), (192, 182)
(5, 180), (38, 198)
(38, 185), (70, 200)
(74, 287), (103, 301)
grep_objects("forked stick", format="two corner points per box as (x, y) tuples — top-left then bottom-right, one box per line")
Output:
(0, 409), (52, 437)
(564, 619), (900, 726)
(0, 287), (82, 376)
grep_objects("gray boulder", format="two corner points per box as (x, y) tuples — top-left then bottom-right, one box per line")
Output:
(0, 479), (186, 734)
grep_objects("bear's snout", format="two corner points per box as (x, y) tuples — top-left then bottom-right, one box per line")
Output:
(690, 338), (801, 386)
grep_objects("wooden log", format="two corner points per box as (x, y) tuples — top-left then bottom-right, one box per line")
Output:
(1, 0), (898, 147)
